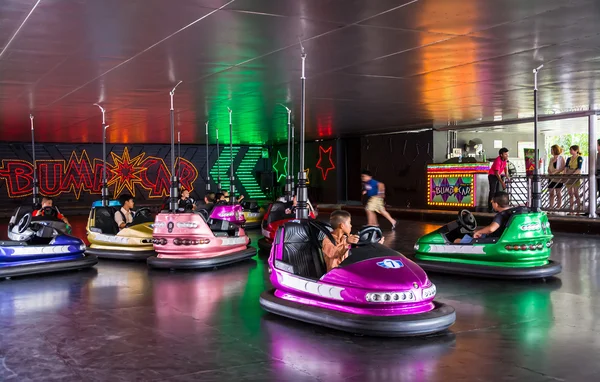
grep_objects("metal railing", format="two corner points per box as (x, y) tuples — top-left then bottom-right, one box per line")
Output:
(507, 175), (599, 215)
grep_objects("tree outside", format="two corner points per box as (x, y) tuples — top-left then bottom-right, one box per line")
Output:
(545, 133), (590, 157)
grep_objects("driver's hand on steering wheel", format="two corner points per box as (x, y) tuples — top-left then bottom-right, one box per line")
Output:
(473, 231), (483, 239)
(347, 234), (359, 244)
(380, 236), (385, 245)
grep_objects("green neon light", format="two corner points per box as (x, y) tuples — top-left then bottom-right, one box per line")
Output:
(236, 147), (267, 200)
(272, 151), (288, 183)
(209, 146), (240, 191)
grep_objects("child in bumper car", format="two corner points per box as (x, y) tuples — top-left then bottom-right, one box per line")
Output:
(32, 196), (70, 225)
(322, 210), (359, 271)
(455, 192), (511, 244)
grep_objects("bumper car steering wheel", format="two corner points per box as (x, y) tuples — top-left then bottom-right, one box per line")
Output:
(354, 226), (383, 247)
(17, 213), (32, 234)
(42, 206), (58, 218)
(135, 207), (152, 218)
(458, 209), (477, 231)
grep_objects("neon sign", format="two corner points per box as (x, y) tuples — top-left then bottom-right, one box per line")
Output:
(272, 151), (288, 182)
(316, 145), (335, 180)
(0, 148), (198, 199)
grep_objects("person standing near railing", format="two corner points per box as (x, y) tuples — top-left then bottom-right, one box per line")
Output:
(565, 145), (583, 215)
(547, 144), (566, 211)
(487, 148), (510, 212)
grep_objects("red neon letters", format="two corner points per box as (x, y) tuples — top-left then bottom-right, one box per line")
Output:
(0, 148), (198, 199)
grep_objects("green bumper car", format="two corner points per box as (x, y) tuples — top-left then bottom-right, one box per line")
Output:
(414, 208), (561, 279)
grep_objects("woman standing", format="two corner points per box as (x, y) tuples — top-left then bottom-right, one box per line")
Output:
(565, 145), (584, 214)
(547, 145), (565, 211)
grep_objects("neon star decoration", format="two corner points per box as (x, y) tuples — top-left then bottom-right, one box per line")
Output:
(316, 145), (335, 180)
(107, 147), (146, 196)
(272, 151), (288, 182)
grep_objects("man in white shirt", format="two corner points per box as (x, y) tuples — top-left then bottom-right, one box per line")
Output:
(115, 194), (135, 230)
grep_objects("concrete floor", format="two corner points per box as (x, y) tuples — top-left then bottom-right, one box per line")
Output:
(0, 216), (599, 381)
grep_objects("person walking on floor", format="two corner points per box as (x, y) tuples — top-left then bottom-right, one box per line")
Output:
(361, 170), (397, 229)
(488, 147), (510, 212)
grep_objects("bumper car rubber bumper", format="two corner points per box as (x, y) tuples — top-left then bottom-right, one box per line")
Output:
(257, 238), (272, 252)
(259, 289), (456, 337)
(243, 221), (262, 230)
(414, 259), (562, 279)
(147, 247), (256, 269)
(85, 247), (155, 261)
(0, 255), (98, 278)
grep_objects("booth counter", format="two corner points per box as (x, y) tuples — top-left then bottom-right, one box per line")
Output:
(427, 163), (490, 210)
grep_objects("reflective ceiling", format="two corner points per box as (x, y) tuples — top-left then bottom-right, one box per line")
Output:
(1, 0), (600, 144)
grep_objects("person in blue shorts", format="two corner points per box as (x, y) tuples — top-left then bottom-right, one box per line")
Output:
(361, 170), (397, 229)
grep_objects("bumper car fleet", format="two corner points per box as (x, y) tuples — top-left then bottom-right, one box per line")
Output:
(414, 208), (561, 279)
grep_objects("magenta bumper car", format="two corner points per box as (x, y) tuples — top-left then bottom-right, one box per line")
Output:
(147, 204), (256, 270)
(260, 221), (456, 336)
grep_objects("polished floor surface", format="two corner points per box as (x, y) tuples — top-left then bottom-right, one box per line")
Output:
(0, 216), (599, 381)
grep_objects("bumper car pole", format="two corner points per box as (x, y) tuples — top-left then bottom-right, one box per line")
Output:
(29, 114), (40, 207)
(291, 119), (295, 197)
(177, 131), (181, 180)
(228, 107), (236, 204)
(296, 39), (308, 220)
(94, 104), (109, 207)
(216, 127), (221, 191)
(205, 121), (211, 192)
(279, 104), (292, 201)
(169, 80), (183, 212)
(531, 64), (543, 211)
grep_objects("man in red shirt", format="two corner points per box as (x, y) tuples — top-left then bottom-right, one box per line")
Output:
(32, 196), (70, 225)
(488, 148), (510, 212)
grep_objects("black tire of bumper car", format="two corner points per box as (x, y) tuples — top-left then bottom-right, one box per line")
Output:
(0, 255), (98, 278)
(147, 247), (256, 269)
(414, 259), (562, 279)
(85, 247), (155, 261)
(257, 238), (272, 252)
(259, 289), (456, 337)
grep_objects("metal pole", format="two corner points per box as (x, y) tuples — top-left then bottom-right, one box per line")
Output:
(227, 107), (236, 204)
(216, 127), (221, 191)
(169, 80), (183, 212)
(589, 115), (597, 218)
(205, 121), (211, 192)
(94, 104), (109, 206)
(177, 131), (181, 180)
(532, 65), (543, 211)
(279, 104), (292, 200)
(29, 115), (39, 207)
(291, 123), (296, 197)
(296, 41), (308, 219)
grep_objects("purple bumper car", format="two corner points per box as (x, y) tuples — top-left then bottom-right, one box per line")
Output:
(260, 221), (456, 337)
